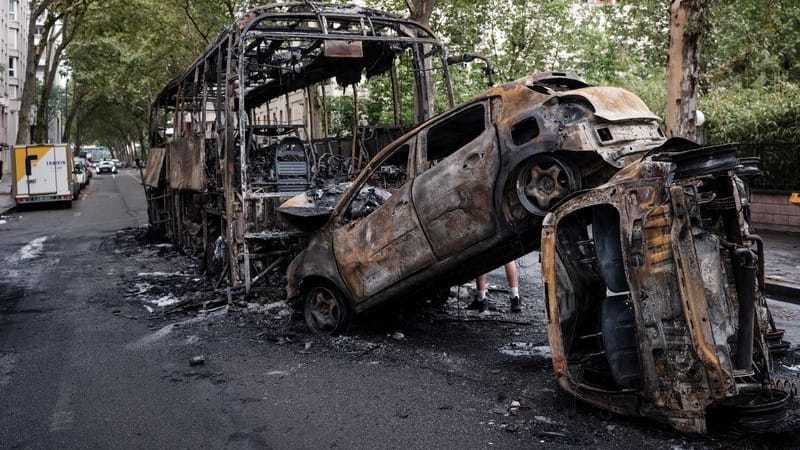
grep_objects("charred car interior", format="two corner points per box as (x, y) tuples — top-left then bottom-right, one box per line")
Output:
(542, 141), (796, 433)
(144, 1), (796, 434)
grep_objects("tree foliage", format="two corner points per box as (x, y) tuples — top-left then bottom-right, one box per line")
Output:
(64, 0), (249, 158)
(57, 0), (800, 157)
(363, 0), (800, 144)
(17, 0), (90, 145)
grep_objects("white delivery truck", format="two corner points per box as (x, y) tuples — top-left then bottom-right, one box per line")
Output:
(12, 144), (77, 207)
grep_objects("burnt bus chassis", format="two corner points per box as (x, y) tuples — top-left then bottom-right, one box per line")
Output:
(146, 2), (455, 292)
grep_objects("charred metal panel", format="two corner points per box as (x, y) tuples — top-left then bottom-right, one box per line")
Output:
(412, 127), (499, 260)
(332, 183), (436, 301)
(559, 87), (660, 122)
(541, 143), (785, 433)
(323, 40), (364, 58)
(143, 148), (166, 188)
(168, 137), (205, 191)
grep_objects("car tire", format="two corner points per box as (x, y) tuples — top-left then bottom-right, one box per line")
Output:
(303, 283), (350, 335)
(515, 155), (582, 215)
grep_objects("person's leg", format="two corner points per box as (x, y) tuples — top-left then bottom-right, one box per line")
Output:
(468, 274), (489, 311)
(476, 274), (488, 300)
(505, 261), (522, 312)
(504, 262), (518, 296)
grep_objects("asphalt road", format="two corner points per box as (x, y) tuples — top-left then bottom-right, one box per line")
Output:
(0, 171), (233, 448)
(0, 170), (551, 449)
(2, 169), (800, 449)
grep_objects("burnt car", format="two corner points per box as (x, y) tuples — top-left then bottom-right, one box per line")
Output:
(285, 72), (666, 334)
(540, 139), (796, 433)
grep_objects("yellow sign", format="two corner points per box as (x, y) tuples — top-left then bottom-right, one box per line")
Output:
(14, 145), (52, 184)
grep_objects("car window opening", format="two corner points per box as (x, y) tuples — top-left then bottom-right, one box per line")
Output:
(511, 117), (540, 146)
(426, 103), (486, 164)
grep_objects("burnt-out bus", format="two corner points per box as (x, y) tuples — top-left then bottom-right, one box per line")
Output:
(145, 2), (460, 291)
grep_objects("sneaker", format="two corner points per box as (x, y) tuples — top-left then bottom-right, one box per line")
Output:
(466, 298), (488, 313)
(510, 296), (522, 313)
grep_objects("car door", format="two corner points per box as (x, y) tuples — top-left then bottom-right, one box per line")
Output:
(331, 138), (437, 302)
(411, 100), (500, 260)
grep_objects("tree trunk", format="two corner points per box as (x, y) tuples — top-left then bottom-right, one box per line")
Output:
(405, 0), (437, 122)
(665, 0), (708, 140)
(34, 20), (59, 143)
(405, 0), (436, 27)
(62, 84), (87, 144)
(35, 13), (73, 143)
(17, 1), (53, 145)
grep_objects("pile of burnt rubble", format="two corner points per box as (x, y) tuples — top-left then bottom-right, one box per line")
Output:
(109, 227), (530, 328)
(112, 227), (285, 317)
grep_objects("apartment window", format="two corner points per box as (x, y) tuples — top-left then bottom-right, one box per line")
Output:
(9, 0), (18, 21)
(8, 56), (16, 78)
(9, 28), (17, 49)
(8, 84), (17, 98)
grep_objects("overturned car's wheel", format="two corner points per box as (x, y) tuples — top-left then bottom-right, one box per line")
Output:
(516, 155), (582, 215)
(304, 283), (350, 335)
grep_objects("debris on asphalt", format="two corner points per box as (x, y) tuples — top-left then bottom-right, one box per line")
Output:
(299, 341), (313, 355)
(189, 355), (205, 366)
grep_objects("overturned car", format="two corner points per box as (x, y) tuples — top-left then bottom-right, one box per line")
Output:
(285, 71), (667, 334)
(541, 140), (796, 433)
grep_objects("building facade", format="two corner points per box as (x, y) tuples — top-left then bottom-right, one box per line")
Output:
(0, 0), (30, 178)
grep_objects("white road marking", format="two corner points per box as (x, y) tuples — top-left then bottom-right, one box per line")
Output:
(73, 212), (81, 217)
(125, 170), (143, 183)
(49, 382), (75, 432)
(127, 310), (225, 350)
(8, 236), (48, 262)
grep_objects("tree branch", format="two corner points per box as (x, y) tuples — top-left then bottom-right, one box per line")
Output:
(182, 0), (210, 45)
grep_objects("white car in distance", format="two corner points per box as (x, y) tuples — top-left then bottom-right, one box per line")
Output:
(97, 160), (117, 174)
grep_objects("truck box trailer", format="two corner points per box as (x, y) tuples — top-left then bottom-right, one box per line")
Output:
(12, 144), (76, 207)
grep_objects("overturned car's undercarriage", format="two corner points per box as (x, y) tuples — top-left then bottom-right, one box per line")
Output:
(542, 141), (796, 433)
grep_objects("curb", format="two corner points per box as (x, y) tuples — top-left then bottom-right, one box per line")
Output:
(766, 276), (800, 305)
(0, 191), (14, 216)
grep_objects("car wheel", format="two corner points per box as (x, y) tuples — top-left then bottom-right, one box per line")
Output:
(516, 155), (582, 215)
(304, 283), (350, 335)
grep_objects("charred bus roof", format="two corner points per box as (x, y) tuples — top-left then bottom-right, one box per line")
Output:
(153, 1), (450, 111)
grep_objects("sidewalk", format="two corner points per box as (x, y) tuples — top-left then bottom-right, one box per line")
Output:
(760, 228), (800, 302)
(0, 175), (13, 215)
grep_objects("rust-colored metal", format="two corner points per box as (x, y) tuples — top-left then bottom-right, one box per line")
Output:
(289, 72), (666, 318)
(143, 148), (166, 188)
(540, 142), (782, 433)
(167, 137), (205, 191)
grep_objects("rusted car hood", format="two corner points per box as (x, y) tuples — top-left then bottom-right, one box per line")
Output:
(556, 86), (660, 122)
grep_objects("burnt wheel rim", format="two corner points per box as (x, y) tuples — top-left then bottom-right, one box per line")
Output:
(305, 286), (342, 334)
(516, 156), (581, 215)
